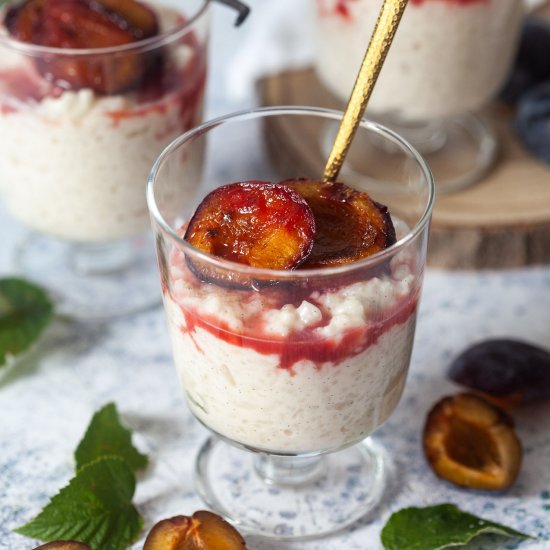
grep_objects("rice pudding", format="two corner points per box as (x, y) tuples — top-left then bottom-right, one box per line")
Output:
(0, 2), (208, 242)
(314, 0), (524, 121)
(163, 220), (420, 454)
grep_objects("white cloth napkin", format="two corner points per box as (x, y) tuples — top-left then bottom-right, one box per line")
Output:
(222, 0), (314, 101)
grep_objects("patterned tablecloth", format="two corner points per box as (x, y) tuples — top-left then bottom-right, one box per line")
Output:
(1, 2), (549, 549)
(2, 242), (549, 550)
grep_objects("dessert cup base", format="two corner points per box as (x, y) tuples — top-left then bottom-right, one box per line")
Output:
(407, 113), (497, 194)
(324, 112), (497, 196)
(15, 232), (161, 320)
(195, 436), (390, 541)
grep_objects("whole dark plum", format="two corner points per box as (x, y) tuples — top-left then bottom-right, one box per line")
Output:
(516, 82), (550, 165)
(500, 17), (550, 105)
(448, 339), (550, 403)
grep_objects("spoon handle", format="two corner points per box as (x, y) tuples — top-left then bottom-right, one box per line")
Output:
(323, 0), (409, 183)
(212, 0), (251, 26)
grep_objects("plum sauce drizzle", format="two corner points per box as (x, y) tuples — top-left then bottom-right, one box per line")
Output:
(0, 66), (47, 113)
(318, 0), (489, 20)
(177, 286), (419, 372)
(0, 52), (206, 126)
(0, 16), (206, 129)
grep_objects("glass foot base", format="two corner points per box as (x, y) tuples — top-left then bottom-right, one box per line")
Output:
(324, 112), (497, 195)
(15, 232), (161, 320)
(195, 436), (389, 541)
(419, 113), (497, 194)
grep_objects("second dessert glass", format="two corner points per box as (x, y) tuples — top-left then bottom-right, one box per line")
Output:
(147, 107), (434, 540)
(0, 0), (209, 319)
(314, 0), (524, 193)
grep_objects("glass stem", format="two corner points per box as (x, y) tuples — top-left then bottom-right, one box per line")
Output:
(374, 115), (448, 155)
(69, 239), (136, 276)
(254, 454), (326, 487)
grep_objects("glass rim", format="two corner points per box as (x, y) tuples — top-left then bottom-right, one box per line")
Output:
(147, 105), (435, 279)
(0, 0), (209, 56)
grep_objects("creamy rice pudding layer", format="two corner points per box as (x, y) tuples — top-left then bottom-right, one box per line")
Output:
(164, 249), (419, 453)
(315, 0), (523, 120)
(0, 7), (206, 242)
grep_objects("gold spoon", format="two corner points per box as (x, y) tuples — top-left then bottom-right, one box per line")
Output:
(323, 0), (409, 183)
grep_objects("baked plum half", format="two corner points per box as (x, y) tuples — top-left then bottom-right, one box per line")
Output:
(183, 178), (396, 288)
(4, 0), (160, 94)
(184, 181), (316, 287)
(284, 179), (396, 268)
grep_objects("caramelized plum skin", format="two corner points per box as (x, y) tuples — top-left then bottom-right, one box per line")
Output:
(185, 181), (316, 271)
(449, 339), (550, 404)
(94, 0), (159, 39)
(33, 542), (91, 550)
(283, 179), (396, 268)
(4, 0), (160, 94)
(423, 393), (522, 491)
(4, 0), (42, 43)
(183, 178), (396, 288)
(144, 510), (247, 549)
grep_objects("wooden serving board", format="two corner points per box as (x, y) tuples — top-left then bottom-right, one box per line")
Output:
(258, 68), (550, 270)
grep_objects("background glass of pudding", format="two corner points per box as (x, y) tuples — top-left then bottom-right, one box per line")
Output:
(314, 0), (524, 193)
(0, 0), (209, 319)
(147, 107), (435, 540)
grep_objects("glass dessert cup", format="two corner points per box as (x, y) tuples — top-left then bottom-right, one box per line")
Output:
(147, 107), (435, 540)
(314, 0), (524, 194)
(0, 0), (209, 320)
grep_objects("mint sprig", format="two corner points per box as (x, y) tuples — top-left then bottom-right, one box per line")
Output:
(15, 457), (142, 550)
(381, 503), (532, 550)
(0, 277), (54, 367)
(0, 0), (22, 8)
(15, 403), (148, 550)
(75, 403), (148, 472)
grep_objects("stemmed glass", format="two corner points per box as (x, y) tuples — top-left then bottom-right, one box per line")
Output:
(147, 107), (434, 539)
(0, 0), (209, 319)
(313, 0), (524, 193)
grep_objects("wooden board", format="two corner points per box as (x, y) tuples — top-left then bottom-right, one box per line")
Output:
(258, 68), (550, 269)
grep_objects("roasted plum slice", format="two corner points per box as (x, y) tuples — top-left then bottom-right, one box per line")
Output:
(4, 0), (43, 43)
(94, 0), (159, 40)
(4, 0), (160, 94)
(449, 339), (550, 406)
(423, 393), (522, 491)
(283, 179), (396, 268)
(184, 181), (315, 287)
(143, 511), (247, 550)
(33, 543), (91, 550)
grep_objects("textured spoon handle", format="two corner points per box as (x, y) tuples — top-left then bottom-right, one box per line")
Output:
(323, 0), (409, 183)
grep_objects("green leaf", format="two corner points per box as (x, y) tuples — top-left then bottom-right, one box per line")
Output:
(75, 403), (148, 473)
(15, 456), (143, 550)
(381, 504), (532, 550)
(0, 278), (54, 367)
(0, 0), (22, 8)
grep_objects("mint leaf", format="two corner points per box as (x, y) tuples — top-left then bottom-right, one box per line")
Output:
(0, 277), (54, 367)
(75, 403), (148, 472)
(15, 456), (142, 550)
(381, 504), (532, 550)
